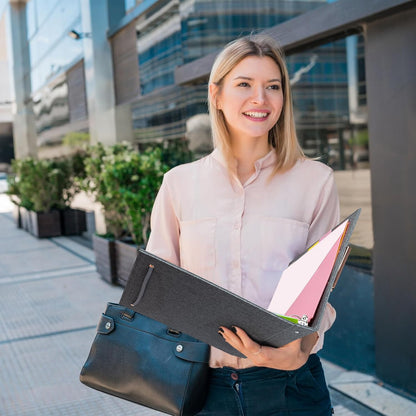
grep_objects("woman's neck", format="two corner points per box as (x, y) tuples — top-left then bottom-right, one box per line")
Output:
(230, 137), (271, 184)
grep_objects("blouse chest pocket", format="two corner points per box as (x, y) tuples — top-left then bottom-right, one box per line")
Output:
(260, 217), (309, 272)
(179, 218), (216, 276)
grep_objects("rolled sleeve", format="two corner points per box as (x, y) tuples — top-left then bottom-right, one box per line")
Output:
(146, 174), (180, 266)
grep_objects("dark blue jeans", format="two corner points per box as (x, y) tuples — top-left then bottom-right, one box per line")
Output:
(197, 354), (333, 416)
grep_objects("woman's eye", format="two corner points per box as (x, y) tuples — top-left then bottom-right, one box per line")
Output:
(267, 84), (281, 90)
(237, 82), (250, 87)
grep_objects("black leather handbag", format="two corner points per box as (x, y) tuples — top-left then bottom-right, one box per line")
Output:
(80, 302), (210, 416)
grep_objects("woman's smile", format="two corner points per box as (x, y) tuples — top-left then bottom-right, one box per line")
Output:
(242, 110), (271, 121)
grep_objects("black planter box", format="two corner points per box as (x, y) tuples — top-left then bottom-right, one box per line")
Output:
(93, 234), (116, 284)
(115, 239), (138, 287)
(20, 206), (31, 231)
(28, 210), (62, 238)
(12, 205), (21, 228)
(60, 208), (87, 236)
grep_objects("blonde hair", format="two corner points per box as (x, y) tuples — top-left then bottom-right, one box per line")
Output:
(208, 34), (304, 174)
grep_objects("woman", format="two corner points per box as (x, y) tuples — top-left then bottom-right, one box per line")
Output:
(146, 34), (339, 415)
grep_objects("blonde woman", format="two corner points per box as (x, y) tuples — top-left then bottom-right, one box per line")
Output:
(147, 35), (338, 415)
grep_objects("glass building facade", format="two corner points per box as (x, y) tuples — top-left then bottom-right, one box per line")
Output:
(21, 0), (371, 248)
(130, 1), (370, 248)
(288, 37), (368, 170)
(27, 0), (83, 93)
(26, 0), (83, 135)
(132, 0), (328, 145)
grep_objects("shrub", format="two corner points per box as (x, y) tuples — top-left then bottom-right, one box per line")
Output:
(7, 153), (86, 213)
(78, 143), (168, 245)
(8, 158), (65, 212)
(107, 147), (168, 246)
(78, 142), (135, 239)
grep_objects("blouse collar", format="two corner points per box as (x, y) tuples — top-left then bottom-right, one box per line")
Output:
(211, 147), (277, 171)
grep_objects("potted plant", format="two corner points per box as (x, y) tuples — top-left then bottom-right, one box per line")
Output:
(78, 143), (130, 284)
(58, 151), (88, 236)
(78, 140), (189, 286)
(6, 172), (24, 228)
(100, 146), (168, 286)
(9, 158), (65, 238)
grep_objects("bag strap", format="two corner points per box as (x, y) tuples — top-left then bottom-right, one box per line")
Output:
(128, 263), (188, 338)
(130, 264), (154, 307)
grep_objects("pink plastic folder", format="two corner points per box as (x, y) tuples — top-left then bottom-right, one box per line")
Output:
(268, 219), (349, 323)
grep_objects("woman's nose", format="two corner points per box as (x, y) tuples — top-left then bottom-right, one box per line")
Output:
(250, 87), (265, 104)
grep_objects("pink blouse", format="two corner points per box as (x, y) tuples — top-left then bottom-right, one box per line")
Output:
(146, 148), (340, 369)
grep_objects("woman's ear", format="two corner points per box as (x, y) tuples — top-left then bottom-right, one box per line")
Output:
(209, 83), (221, 109)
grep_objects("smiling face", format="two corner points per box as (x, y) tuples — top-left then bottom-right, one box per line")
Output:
(211, 55), (284, 147)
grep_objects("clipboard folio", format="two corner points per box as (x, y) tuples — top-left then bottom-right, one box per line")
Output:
(120, 209), (360, 357)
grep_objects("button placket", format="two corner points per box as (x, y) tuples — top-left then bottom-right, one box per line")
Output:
(229, 190), (245, 294)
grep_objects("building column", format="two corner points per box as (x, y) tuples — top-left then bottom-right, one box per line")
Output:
(80, 0), (132, 146)
(365, 8), (416, 395)
(7, 0), (37, 159)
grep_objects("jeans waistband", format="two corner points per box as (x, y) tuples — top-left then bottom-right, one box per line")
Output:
(209, 353), (320, 383)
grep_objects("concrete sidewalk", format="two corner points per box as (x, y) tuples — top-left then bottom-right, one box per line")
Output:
(0, 194), (415, 416)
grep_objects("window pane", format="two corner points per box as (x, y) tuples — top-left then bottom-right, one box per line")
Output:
(28, 0), (82, 92)
(288, 34), (373, 255)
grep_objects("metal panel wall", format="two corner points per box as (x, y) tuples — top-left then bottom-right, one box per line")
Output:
(112, 22), (140, 105)
(67, 60), (88, 123)
(365, 7), (416, 394)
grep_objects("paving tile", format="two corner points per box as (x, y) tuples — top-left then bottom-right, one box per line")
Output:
(322, 358), (350, 384)
(0, 329), (163, 416)
(0, 272), (123, 343)
(329, 388), (382, 416)
(333, 405), (361, 416)
(0, 264), (96, 285)
(331, 381), (416, 416)
(0, 195), (14, 213)
(0, 228), (57, 253)
(0, 245), (88, 278)
(50, 237), (96, 263)
(331, 370), (376, 384)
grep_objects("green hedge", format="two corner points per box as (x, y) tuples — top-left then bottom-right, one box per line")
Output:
(7, 152), (86, 213)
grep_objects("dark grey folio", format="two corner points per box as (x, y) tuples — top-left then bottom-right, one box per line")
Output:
(80, 303), (210, 416)
(120, 210), (361, 358)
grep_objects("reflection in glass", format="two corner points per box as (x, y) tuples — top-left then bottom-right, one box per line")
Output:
(132, 84), (207, 142)
(288, 36), (368, 171)
(33, 75), (70, 136)
(288, 35), (372, 251)
(26, 0), (82, 92)
(137, 0), (328, 95)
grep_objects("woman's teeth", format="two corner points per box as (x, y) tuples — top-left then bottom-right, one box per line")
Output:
(244, 112), (268, 118)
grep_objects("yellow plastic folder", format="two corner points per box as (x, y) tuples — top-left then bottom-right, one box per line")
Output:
(120, 209), (360, 357)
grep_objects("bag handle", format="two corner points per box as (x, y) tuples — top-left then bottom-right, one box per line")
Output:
(128, 264), (184, 337)
(130, 264), (154, 307)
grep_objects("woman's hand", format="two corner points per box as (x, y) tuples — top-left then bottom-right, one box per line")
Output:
(218, 326), (318, 370)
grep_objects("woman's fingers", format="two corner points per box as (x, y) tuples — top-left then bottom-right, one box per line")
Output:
(218, 326), (263, 357)
(218, 326), (310, 370)
(218, 326), (243, 350)
(232, 327), (263, 355)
